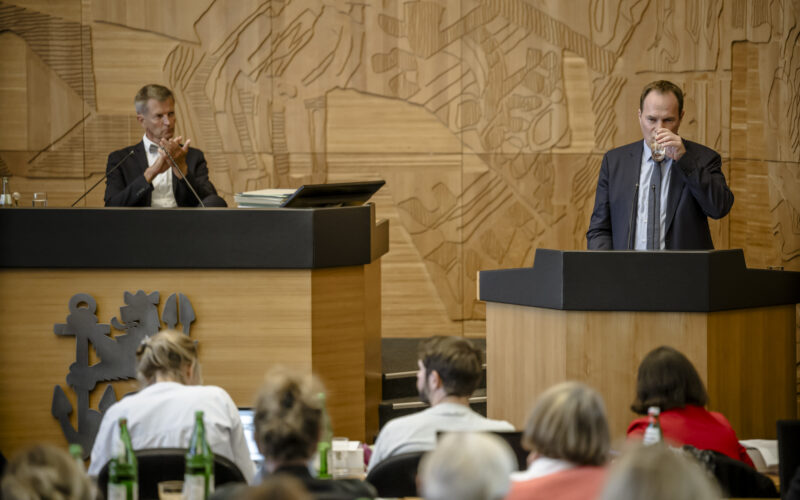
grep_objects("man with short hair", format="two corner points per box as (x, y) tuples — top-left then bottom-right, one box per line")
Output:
(586, 80), (733, 250)
(367, 336), (514, 472)
(104, 84), (226, 207)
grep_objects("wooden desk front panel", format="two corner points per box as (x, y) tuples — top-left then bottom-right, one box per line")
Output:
(486, 304), (796, 440)
(0, 266), (378, 456)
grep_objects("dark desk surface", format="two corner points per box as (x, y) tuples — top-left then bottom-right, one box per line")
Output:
(0, 205), (389, 269)
(479, 249), (800, 312)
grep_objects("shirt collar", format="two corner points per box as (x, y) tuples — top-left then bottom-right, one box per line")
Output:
(142, 134), (158, 154)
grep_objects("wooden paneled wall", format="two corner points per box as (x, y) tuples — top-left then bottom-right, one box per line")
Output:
(0, 0), (797, 394)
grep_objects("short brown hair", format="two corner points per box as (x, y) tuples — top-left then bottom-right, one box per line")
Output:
(631, 346), (708, 415)
(522, 382), (610, 466)
(639, 80), (684, 116)
(254, 367), (325, 462)
(418, 336), (483, 397)
(1, 444), (96, 500)
(135, 84), (173, 114)
(136, 329), (198, 387)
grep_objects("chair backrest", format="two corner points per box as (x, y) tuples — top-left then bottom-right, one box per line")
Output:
(682, 446), (778, 498)
(778, 419), (800, 498)
(437, 430), (527, 471)
(97, 448), (246, 499)
(365, 450), (425, 498)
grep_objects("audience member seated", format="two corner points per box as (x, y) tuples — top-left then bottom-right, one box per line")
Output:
(418, 432), (516, 500)
(253, 367), (376, 500)
(367, 336), (514, 472)
(506, 381), (609, 500)
(600, 443), (720, 500)
(627, 345), (754, 467)
(88, 329), (255, 482)
(244, 475), (313, 500)
(1, 443), (97, 500)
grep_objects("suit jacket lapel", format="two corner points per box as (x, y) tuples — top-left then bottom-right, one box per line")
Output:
(133, 141), (148, 174)
(624, 141), (644, 249)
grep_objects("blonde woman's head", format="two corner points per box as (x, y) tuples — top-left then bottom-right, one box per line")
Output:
(1, 443), (96, 500)
(522, 381), (610, 466)
(253, 367), (325, 463)
(136, 329), (200, 387)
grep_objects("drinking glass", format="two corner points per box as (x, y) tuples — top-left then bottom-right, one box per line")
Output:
(649, 139), (666, 162)
(32, 192), (47, 207)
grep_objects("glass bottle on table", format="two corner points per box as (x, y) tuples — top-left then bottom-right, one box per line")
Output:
(316, 392), (333, 479)
(643, 406), (663, 445)
(0, 177), (11, 207)
(108, 418), (138, 500)
(184, 411), (215, 499)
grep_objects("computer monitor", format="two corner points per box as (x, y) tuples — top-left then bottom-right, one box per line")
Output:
(281, 180), (385, 208)
(238, 408), (263, 467)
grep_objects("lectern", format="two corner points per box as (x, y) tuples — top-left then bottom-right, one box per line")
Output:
(0, 205), (388, 456)
(479, 249), (799, 439)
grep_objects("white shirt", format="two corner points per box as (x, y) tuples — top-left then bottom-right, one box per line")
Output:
(510, 455), (575, 482)
(88, 382), (256, 484)
(367, 402), (515, 472)
(634, 140), (672, 250)
(142, 134), (178, 208)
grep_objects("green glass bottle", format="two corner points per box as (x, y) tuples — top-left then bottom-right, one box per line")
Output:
(108, 418), (138, 500)
(317, 392), (333, 479)
(184, 411), (215, 499)
(69, 443), (84, 472)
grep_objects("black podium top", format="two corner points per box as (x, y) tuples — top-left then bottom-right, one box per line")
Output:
(0, 206), (389, 269)
(479, 249), (800, 312)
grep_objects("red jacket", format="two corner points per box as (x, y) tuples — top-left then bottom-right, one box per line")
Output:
(627, 405), (754, 467)
(506, 466), (607, 500)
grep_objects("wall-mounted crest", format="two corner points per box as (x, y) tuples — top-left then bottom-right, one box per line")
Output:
(52, 290), (195, 458)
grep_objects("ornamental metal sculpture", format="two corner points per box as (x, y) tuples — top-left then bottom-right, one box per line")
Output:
(52, 290), (195, 458)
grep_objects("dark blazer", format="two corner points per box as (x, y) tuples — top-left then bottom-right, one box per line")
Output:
(586, 139), (733, 250)
(104, 141), (222, 207)
(269, 465), (377, 499)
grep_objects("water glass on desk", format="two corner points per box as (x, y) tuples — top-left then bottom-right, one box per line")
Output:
(32, 192), (47, 207)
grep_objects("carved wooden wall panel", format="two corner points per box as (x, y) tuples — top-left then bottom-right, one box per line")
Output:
(0, 0), (798, 346)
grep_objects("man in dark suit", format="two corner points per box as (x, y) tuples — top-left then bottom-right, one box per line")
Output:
(586, 80), (733, 250)
(104, 84), (226, 207)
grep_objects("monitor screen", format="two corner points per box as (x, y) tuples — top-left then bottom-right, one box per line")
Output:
(281, 180), (385, 208)
(239, 408), (264, 467)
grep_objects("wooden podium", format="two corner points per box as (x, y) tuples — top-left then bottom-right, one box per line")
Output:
(479, 249), (799, 440)
(0, 205), (388, 456)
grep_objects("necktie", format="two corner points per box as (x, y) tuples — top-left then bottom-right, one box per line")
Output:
(149, 144), (159, 155)
(647, 160), (662, 250)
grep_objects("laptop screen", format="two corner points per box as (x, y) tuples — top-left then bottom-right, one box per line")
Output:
(238, 408), (264, 467)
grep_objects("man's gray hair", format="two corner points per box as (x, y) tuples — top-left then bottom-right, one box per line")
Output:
(134, 84), (173, 114)
(419, 432), (515, 500)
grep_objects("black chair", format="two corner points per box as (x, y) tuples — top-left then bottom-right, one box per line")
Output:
(779, 420), (800, 500)
(682, 446), (778, 498)
(365, 451), (425, 498)
(97, 448), (246, 499)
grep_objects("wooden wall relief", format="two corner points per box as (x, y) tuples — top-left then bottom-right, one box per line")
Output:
(0, 0), (798, 339)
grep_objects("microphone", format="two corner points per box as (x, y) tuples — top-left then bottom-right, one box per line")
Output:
(160, 146), (206, 208)
(626, 182), (640, 250)
(71, 149), (135, 207)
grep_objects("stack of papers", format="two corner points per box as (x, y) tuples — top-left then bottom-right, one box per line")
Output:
(234, 188), (295, 208)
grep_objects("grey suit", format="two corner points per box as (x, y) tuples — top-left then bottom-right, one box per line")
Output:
(586, 139), (733, 250)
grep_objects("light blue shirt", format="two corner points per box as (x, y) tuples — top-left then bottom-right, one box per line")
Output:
(634, 141), (672, 250)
